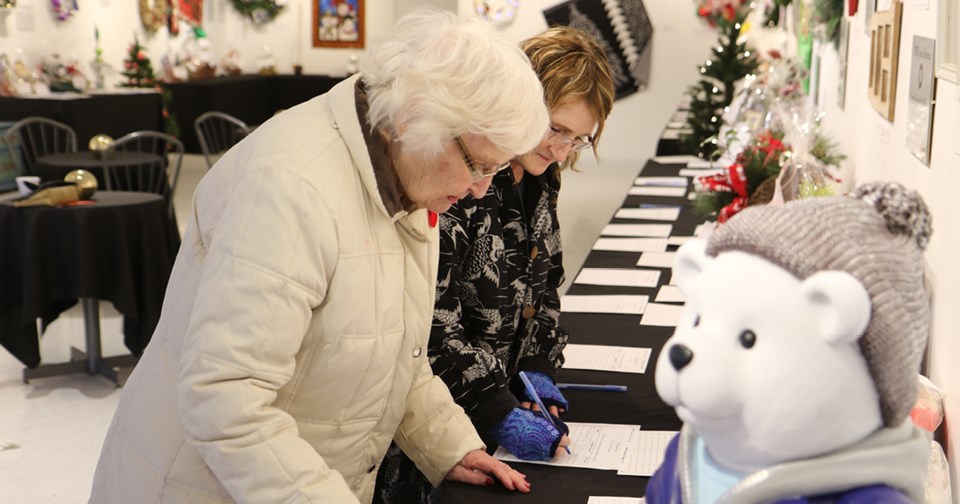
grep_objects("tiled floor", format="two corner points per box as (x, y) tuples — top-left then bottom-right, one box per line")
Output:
(0, 152), (645, 503)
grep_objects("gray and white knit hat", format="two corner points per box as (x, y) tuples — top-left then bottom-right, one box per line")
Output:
(705, 182), (933, 427)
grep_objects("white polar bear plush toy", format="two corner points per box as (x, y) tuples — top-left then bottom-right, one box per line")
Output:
(647, 182), (933, 504)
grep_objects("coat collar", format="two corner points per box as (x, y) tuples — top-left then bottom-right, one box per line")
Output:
(327, 74), (432, 237)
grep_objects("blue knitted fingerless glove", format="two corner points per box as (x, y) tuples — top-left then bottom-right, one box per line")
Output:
(513, 371), (569, 411)
(493, 408), (566, 461)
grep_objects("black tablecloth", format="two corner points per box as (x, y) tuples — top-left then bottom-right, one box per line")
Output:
(0, 191), (180, 367)
(35, 151), (162, 183)
(440, 159), (703, 503)
(0, 92), (164, 145)
(167, 74), (343, 152)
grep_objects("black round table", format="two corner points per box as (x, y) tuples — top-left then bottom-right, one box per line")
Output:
(0, 191), (180, 383)
(35, 151), (163, 187)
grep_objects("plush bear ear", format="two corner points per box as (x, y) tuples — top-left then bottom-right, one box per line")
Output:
(800, 271), (872, 345)
(673, 240), (710, 294)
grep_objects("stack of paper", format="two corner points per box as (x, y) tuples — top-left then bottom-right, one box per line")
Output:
(494, 422), (676, 478)
(562, 344), (651, 373)
(574, 268), (661, 288)
(561, 295), (649, 315)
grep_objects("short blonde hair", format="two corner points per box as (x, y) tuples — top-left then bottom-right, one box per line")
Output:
(363, 9), (549, 161)
(521, 26), (615, 171)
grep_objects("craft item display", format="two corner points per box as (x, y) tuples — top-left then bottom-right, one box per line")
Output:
(648, 182), (933, 503)
(543, 0), (654, 99)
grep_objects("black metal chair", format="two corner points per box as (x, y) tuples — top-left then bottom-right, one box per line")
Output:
(101, 130), (184, 219)
(194, 111), (251, 169)
(2, 116), (77, 176)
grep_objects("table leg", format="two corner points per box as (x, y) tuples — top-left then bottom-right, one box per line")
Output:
(22, 298), (139, 386)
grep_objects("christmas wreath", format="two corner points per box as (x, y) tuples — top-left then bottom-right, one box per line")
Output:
(229, 0), (285, 26)
(139, 0), (168, 32)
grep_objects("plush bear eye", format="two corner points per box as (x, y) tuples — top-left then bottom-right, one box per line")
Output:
(739, 330), (756, 349)
(693, 315), (700, 327)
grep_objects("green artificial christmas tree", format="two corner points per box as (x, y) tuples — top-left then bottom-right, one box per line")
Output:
(120, 35), (158, 88)
(119, 35), (180, 138)
(681, 6), (759, 158)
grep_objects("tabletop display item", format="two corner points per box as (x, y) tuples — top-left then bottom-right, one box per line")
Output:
(256, 45), (277, 76)
(692, 129), (787, 222)
(543, 0), (653, 99)
(120, 36), (158, 88)
(648, 182), (933, 504)
(773, 103), (845, 201)
(181, 27), (216, 80)
(64, 169), (98, 198)
(40, 54), (88, 92)
(219, 50), (243, 77)
(0, 54), (17, 97)
(12, 180), (90, 207)
(88, 134), (114, 158)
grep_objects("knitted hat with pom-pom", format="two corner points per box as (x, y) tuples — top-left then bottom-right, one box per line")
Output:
(705, 182), (932, 427)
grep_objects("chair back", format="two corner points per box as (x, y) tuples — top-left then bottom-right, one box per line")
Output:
(1, 117), (77, 176)
(101, 131), (184, 216)
(194, 111), (251, 169)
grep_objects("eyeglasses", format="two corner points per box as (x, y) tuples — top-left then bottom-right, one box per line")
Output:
(454, 136), (512, 181)
(547, 125), (593, 152)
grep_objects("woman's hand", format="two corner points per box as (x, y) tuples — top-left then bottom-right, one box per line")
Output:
(445, 449), (531, 493)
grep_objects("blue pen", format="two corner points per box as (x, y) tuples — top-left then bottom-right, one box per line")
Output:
(518, 372), (571, 455)
(639, 203), (683, 209)
(556, 383), (628, 392)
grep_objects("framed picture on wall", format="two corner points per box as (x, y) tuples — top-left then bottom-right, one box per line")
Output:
(313, 0), (364, 49)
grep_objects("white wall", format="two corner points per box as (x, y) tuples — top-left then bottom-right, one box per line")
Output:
(804, 1), (959, 495)
(0, 0), (401, 86)
(456, 0), (716, 164)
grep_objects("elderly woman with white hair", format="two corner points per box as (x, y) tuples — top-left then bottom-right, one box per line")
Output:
(88, 9), (548, 504)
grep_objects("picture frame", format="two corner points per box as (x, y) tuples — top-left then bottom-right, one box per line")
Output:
(906, 35), (937, 165)
(313, 0), (364, 49)
(936, 0), (959, 83)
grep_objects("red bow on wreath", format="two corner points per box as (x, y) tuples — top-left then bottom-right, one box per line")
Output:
(698, 163), (749, 223)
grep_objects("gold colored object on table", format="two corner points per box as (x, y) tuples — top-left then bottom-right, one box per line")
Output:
(12, 185), (83, 207)
(88, 134), (114, 158)
(64, 169), (98, 199)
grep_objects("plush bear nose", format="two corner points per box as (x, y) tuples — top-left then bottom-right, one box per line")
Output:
(669, 344), (694, 371)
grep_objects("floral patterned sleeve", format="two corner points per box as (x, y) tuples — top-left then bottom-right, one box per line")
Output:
(427, 201), (519, 437)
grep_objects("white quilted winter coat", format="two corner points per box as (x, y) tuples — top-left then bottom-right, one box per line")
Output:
(89, 74), (484, 504)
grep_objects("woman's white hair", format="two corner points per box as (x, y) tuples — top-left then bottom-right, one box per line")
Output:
(363, 9), (548, 160)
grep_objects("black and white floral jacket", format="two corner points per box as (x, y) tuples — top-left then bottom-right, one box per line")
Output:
(428, 165), (569, 437)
